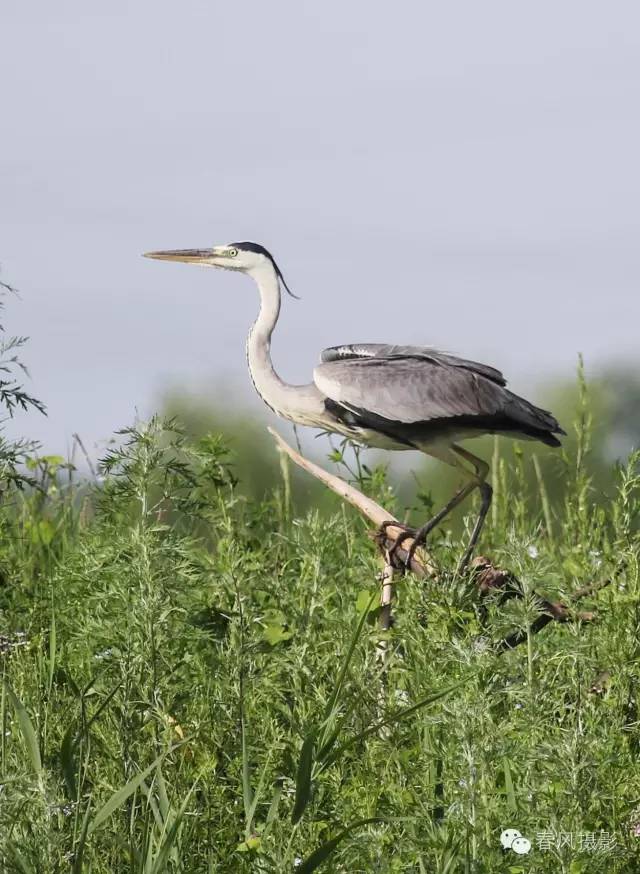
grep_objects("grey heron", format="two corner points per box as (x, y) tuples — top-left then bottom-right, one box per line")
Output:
(144, 241), (565, 569)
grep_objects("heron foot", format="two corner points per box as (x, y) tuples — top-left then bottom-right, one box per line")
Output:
(379, 521), (418, 566)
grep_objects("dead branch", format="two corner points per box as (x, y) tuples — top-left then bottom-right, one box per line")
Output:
(268, 427), (437, 579)
(470, 556), (611, 652)
(268, 428), (609, 656)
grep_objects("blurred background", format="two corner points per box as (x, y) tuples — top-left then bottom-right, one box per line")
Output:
(1, 0), (639, 513)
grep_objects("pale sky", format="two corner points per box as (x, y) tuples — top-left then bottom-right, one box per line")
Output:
(2, 1), (639, 456)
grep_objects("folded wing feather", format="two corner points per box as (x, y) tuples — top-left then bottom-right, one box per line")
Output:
(320, 344), (507, 387)
(314, 354), (506, 425)
(314, 344), (563, 443)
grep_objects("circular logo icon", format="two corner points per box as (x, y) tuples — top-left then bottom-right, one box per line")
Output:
(512, 836), (532, 855)
(500, 828), (521, 849)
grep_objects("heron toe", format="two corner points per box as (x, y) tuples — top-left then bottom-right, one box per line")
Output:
(379, 521), (418, 564)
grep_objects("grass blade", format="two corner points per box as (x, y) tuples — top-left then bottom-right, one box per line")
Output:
(4, 682), (42, 776)
(246, 748), (274, 833)
(321, 683), (463, 771)
(85, 681), (121, 730)
(71, 796), (93, 874)
(88, 743), (184, 834)
(155, 764), (171, 823)
(291, 732), (315, 824)
(47, 607), (56, 696)
(150, 776), (201, 874)
(532, 453), (554, 539)
(502, 756), (517, 813)
(60, 682), (121, 802)
(240, 709), (253, 832)
(60, 721), (79, 799)
(264, 780), (283, 830)
(139, 777), (165, 833)
(297, 817), (384, 873)
(321, 591), (377, 729)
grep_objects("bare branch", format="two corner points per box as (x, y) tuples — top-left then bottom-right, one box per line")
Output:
(268, 427), (437, 578)
(268, 429), (609, 659)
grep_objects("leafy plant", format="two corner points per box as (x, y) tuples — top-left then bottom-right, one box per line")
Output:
(1, 291), (640, 871)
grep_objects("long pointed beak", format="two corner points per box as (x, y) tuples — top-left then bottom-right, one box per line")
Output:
(143, 248), (216, 264)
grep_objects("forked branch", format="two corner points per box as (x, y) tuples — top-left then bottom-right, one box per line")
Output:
(268, 427), (437, 579)
(268, 428), (606, 653)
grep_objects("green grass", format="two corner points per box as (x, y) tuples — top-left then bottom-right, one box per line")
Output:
(1, 407), (640, 873)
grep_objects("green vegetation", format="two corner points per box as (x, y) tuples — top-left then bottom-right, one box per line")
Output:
(2, 289), (640, 872)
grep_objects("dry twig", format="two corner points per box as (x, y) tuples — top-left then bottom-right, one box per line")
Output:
(268, 428), (608, 657)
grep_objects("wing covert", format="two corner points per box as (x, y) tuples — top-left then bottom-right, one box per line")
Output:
(314, 356), (506, 425)
(320, 343), (506, 386)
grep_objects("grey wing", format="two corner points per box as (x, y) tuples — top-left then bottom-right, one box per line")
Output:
(314, 356), (505, 424)
(320, 343), (507, 387)
(314, 350), (564, 445)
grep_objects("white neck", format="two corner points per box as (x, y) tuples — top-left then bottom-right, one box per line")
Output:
(245, 262), (324, 425)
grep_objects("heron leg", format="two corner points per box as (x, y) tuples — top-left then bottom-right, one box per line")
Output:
(458, 481), (493, 571)
(404, 445), (491, 569)
(451, 446), (492, 571)
(403, 479), (477, 566)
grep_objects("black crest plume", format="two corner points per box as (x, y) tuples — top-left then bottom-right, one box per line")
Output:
(231, 242), (300, 299)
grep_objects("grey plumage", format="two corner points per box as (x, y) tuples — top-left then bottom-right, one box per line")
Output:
(321, 343), (507, 385)
(315, 343), (564, 449)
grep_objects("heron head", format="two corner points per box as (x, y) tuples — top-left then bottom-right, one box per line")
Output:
(143, 241), (298, 297)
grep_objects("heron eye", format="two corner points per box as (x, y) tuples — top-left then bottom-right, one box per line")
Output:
(228, 248), (238, 257)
